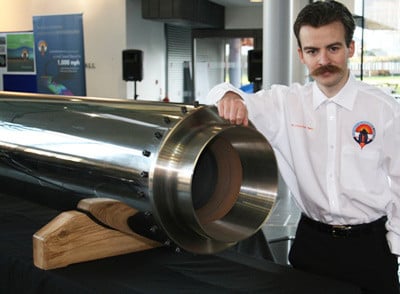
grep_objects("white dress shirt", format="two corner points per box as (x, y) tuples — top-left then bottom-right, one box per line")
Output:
(206, 74), (400, 255)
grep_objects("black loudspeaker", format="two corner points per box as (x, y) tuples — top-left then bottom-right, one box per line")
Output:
(248, 50), (262, 82)
(123, 49), (143, 81)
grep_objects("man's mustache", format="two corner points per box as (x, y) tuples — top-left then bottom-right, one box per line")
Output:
(311, 65), (342, 76)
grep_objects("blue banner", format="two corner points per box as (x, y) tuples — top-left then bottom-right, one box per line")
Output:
(33, 14), (86, 96)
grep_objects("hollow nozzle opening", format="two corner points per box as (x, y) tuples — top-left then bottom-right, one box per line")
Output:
(192, 136), (242, 225)
(191, 127), (277, 244)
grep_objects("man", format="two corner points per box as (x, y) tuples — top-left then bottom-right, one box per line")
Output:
(207, 1), (400, 293)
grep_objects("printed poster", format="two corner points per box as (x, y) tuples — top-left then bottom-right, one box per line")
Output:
(6, 33), (35, 72)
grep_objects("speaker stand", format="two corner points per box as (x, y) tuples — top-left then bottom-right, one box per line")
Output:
(253, 80), (262, 92)
(134, 81), (138, 100)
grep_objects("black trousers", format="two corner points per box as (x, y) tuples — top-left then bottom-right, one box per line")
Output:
(289, 215), (399, 294)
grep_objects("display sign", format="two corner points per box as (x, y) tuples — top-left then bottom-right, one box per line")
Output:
(0, 32), (36, 92)
(33, 14), (86, 96)
(6, 33), (35, 72)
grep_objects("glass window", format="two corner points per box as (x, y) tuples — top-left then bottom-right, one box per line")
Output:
(192, 29), (262, 104)
(350, 0), (400, 100)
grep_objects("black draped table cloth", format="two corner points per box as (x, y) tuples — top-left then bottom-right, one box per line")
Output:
(0, 191), (361, 294)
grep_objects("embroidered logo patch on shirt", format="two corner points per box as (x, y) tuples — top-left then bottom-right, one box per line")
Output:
(352, 121), (375, 149)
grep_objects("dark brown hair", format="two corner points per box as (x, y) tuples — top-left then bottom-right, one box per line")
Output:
(293, 1), (355, 48)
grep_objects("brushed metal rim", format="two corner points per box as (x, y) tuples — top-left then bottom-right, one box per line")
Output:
(150, 106), (277, 253)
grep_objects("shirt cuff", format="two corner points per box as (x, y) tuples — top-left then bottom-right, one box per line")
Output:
(205, 82), (243, 105)
(386, 230), (400, 256)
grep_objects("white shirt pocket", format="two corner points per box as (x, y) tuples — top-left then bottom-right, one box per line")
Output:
(340, 146), (382, 193)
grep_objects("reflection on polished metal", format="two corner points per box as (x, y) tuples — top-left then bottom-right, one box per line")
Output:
(0, 91), (278, 254)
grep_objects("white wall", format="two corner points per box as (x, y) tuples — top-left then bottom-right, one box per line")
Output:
(0, 0), (33, 32)
(126, 0), (166, 101)
(0, 0), (166, 100)
(0, 0), (262, 100)
(0, 0), (127, 98)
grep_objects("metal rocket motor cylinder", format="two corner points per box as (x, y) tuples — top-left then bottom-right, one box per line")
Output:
(0, 91), (278, 254)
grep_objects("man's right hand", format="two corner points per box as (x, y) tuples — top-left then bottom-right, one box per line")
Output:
(217, 91), (249, 126)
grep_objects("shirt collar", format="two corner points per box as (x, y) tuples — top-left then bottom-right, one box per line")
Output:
(312, 73), (358, 111)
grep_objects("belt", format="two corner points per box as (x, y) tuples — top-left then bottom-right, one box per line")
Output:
(300, 214), (387, 238)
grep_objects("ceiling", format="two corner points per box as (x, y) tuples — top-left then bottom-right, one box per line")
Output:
(209, 0), (263, 7)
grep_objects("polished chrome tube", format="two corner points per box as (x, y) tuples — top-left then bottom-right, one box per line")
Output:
(0, 91), (277, 254)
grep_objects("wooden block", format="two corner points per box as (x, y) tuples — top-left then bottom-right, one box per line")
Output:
(77, 197), (144, 236)
(33, 204), (160, 270)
